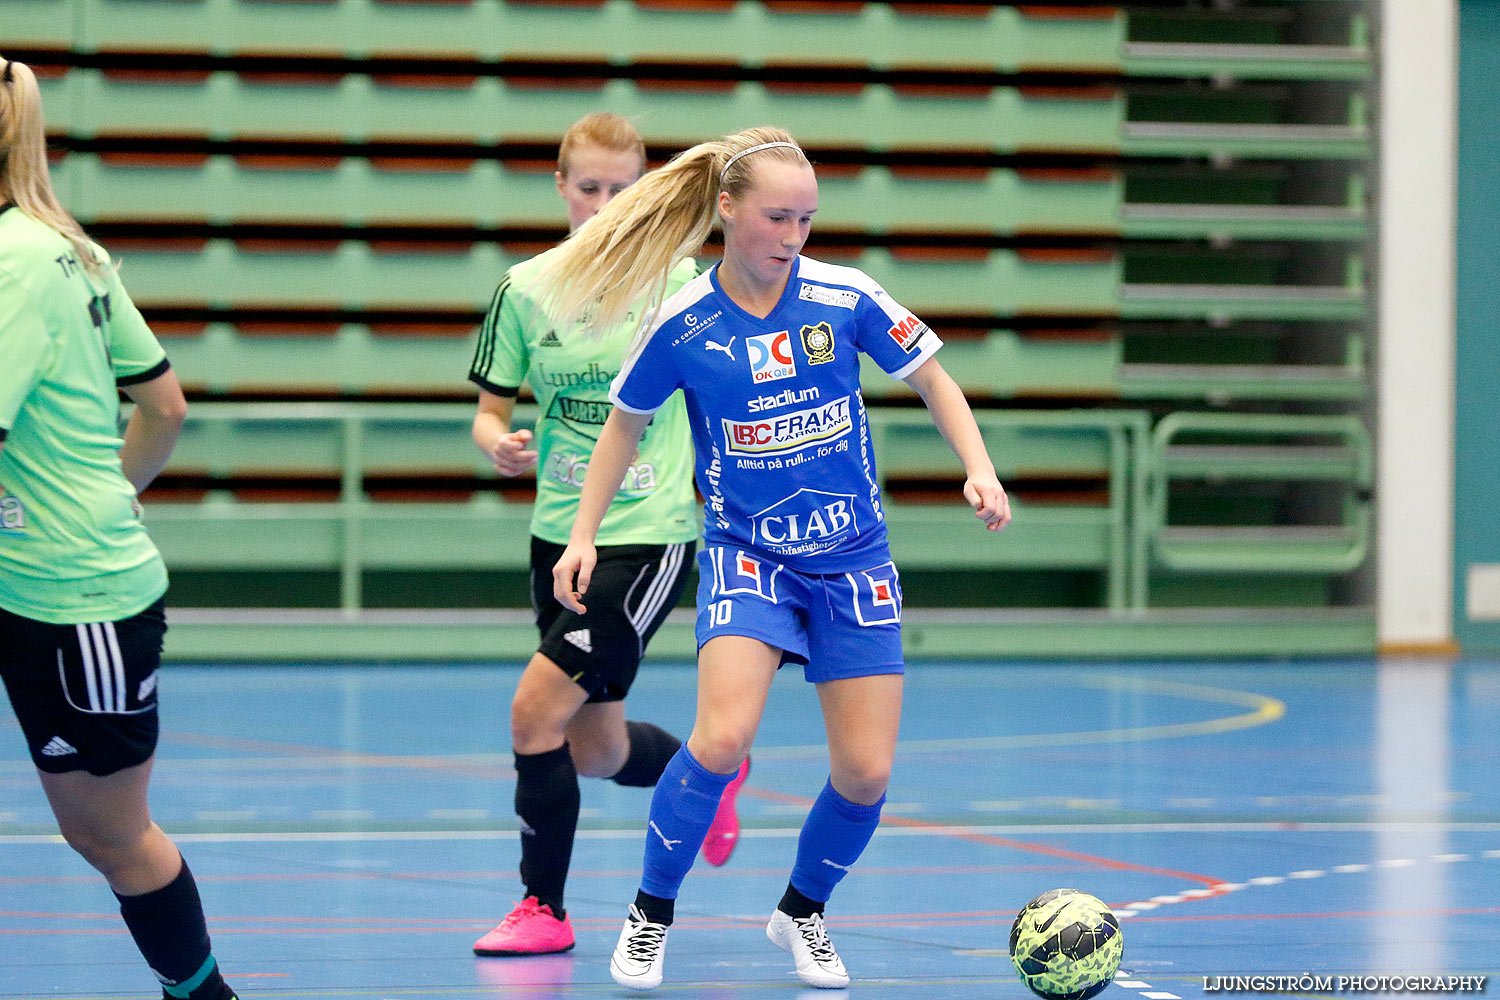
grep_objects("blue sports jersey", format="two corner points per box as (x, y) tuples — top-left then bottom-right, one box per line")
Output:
(610, 256), (942, 574)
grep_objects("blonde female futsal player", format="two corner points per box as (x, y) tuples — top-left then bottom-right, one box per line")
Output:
(0, 55), (237, 1000)
(541, 126), (1010, 989)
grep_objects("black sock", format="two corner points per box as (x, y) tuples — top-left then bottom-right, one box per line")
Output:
(611, 721), (683, 788)
(514, 744), (579, 918)
(778, 882), (824, 919)
(634, 889), (675, 926)
(114, 858), (234, 999)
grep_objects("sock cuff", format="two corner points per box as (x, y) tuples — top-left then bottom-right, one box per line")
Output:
(514, 743), (573, 774)
(114, 855), (190, 909)
(678, 745), (738, 790)
(823, 779), (885, 822)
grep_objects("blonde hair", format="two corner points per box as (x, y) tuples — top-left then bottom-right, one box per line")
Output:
(536, 125), (809, 338)
(558, 112), (646, 178)
(0, 56), (109, 277)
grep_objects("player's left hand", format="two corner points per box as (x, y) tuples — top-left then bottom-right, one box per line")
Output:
(963, 475), (1011, 531)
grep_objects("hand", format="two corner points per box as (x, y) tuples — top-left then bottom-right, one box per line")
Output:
(487, 428), (538, 477)
(963, 475), (1011, 531)
(552, 539), (597, 613)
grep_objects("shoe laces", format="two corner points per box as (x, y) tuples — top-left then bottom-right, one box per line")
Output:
(794, 912), (839, 965)
(624, 916), (667, 962)
(501, 897), (542, 928)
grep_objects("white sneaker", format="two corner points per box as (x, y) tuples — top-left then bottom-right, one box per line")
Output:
(610, 904), (668, 990)
(766, 908), (850, 989)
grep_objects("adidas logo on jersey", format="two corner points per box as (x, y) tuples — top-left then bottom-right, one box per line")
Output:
(41, 736), (77, 758)
(563, 629), (592, 653)
(539, 331), (562, 347)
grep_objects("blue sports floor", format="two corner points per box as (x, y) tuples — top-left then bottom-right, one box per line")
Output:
(3, 657), (1499, 998)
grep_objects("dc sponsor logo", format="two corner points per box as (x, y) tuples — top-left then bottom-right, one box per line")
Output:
(752, 489), (859, 554)
(799, 322), (835, 365)
(887, 314), (928, 353)
(747, 330), (796, 382)
(722, 396), (851, 457)
(848, 562), (901, 626)
(798, 282), (859, 310)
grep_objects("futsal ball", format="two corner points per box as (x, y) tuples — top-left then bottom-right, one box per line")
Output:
(1009, 888), (1123, 1000)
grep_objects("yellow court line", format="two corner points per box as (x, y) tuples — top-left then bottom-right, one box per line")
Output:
(757, 675), (1286, 757)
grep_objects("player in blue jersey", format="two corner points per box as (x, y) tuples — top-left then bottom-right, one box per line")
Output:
(538, 126), (1010, 990)
(0, 57), (238, 1000)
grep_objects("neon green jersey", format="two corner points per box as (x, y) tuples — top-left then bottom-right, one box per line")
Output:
(0, 205), (169, 624)
(468, 249), (699, 547)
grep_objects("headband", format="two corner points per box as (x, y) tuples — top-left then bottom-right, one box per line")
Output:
(720, 140), (801, 181)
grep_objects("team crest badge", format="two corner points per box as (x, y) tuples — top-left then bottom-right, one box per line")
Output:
(799, 322), (835, 364)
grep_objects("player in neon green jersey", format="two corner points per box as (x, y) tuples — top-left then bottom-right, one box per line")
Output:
(466, 113), (747, 958)
(0, 56), (238, 1000)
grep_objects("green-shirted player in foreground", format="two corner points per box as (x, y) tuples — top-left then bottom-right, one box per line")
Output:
(0, 57), (238, 1000)
(466, 113), (748, 957)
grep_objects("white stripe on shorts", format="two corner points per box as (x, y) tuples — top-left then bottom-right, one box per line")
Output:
(629, 542), (686, 637)
(103, 622), (127, 713)
(75, 624), (103, 712)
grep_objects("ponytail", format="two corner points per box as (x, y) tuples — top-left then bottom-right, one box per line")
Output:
(0, 56), (111, 277)
(535, 126), (808, 342)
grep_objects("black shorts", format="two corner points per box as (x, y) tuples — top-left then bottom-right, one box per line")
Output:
(0, 599), (165, 776)
(531, 537), (694, 704)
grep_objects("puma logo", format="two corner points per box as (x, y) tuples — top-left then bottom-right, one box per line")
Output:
(649, 821), (682, 851)
(820, 858), (853, 873)
(704, 336), (737, 360)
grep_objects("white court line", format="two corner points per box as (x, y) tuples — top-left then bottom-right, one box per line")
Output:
(6, 822), (1500, 845)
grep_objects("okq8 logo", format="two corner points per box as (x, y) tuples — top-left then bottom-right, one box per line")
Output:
(747, 330), (797, 383)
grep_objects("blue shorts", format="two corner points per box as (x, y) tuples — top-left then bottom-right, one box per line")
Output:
(694, 546), (905, 683)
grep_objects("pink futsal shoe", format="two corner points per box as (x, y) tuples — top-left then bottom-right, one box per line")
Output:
(472, 896), (575, 956)
(702, 757), (750, 867)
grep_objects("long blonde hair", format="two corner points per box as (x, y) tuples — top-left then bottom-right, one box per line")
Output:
(0, 56), (109, 277)
(536, 125), (809, 338)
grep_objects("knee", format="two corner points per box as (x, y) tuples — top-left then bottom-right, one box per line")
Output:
(686, 729), (752, 776)
(57, 818), (151, 881)
(831, 764), (892, 807)
(509, 690), (567, 754)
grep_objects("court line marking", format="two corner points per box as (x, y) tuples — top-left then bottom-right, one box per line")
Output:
(5, 822), (1500, 847)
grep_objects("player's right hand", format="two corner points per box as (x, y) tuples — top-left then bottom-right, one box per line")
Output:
(488, 428), (538, 477)
(552, 540), (596, 613)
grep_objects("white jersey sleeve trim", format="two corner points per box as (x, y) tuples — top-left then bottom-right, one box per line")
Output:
(608, 389), (660, 415)
(890, 331), (944, 381)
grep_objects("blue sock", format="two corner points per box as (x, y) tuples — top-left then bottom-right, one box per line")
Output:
(639, 746), (736, 900)
(789, 779), (885, 903)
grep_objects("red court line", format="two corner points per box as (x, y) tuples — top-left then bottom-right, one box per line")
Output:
(746, 784), (1230, 896)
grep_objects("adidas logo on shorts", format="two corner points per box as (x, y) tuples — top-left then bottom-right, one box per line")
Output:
(41, 736), (77, 758)
(563, 628), (592, 653)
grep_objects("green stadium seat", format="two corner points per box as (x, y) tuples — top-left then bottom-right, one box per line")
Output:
(73, 0), (1124, 71)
